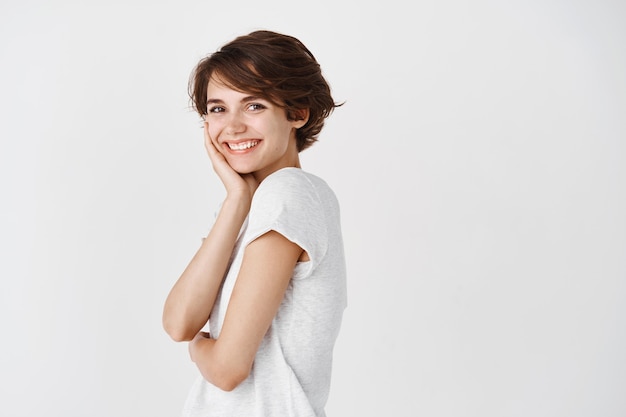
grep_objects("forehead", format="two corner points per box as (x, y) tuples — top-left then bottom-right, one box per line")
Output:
(207, 74), (239, 94)
(206, 75), (256, 99)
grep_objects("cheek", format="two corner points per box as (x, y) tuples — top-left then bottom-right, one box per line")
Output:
(269, 119), (293, 139)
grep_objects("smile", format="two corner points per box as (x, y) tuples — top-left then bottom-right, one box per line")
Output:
(227, 140), (260, 150)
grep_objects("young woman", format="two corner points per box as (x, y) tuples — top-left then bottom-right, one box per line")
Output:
(162, 30), (347, 417)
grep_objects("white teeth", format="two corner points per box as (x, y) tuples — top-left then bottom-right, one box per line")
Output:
(228, 140), (259, 150)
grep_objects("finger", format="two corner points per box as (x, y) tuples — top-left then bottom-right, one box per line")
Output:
(203, 122), (212, 150)
(203, 122), (220, 158)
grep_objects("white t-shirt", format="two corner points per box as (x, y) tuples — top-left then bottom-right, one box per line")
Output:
(181, 167), (347, 417)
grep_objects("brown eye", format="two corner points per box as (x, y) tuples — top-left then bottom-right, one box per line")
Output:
(209, 106), (225, 113)
(247, 103), (266, 111)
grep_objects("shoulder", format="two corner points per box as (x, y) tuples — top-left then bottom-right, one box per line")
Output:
(254, 168), (333, 205)
(244, 168), (340, 266)
(258, 167), (324, 192)
(248, 167), (338, 226)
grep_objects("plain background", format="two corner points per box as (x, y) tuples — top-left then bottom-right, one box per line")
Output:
(1, 0), (625, 416)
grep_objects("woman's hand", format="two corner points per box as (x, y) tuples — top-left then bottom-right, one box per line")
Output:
(203, 121), (258, 202)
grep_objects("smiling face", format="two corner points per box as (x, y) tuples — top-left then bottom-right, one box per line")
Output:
(205, 76), (308, 182)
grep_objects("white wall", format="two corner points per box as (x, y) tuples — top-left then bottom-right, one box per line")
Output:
(1, 1), (624, 416)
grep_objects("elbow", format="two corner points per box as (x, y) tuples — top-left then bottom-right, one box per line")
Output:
(222, 367), (250, 392)
(162, 316), (196, 342)
(167, 329), (195, 343)
(211, 365), (250, 392)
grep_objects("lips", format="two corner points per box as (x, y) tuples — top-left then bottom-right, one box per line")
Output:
(226, 140), (260, 151)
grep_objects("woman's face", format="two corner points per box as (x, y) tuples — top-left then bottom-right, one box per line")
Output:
(204, 77), (306, 182)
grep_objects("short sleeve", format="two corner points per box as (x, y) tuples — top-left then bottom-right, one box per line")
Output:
(242, 168), (328, 278)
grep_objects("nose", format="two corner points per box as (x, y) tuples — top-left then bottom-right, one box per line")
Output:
(225, 111), (246, 136)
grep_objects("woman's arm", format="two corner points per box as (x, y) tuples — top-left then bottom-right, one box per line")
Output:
(163, 122), (258, 342)
(162, 195), (249, 342)
(188, 230), (303, 391)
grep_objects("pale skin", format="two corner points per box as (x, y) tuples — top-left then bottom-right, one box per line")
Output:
(162, 75), (310, 391)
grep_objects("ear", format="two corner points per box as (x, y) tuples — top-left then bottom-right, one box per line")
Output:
(291, 108), (310, 129)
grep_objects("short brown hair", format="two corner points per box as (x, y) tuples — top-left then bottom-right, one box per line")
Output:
(189, 30), (341, 152)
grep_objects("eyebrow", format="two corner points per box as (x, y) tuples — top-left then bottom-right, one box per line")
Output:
(206, 95), (265, 106)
